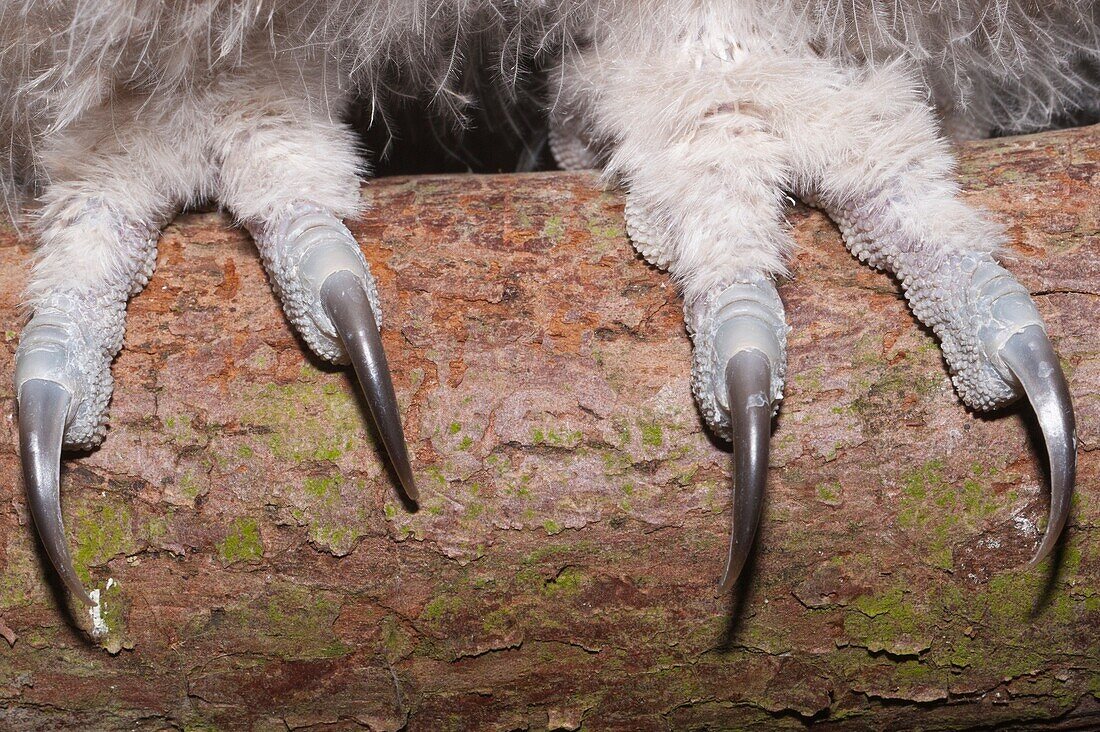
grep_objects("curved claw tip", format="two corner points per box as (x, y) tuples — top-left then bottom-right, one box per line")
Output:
(1000, 326), (1076, 567)
(717, 350), (773, 594)
(320, 270), (418, 504)
(17, 378), (94, 607)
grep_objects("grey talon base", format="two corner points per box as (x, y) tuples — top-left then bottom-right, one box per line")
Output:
(915, 256), (1042, 412)
(686, 275), (788, 440)
(687, 275), (788, 591)
(15, 308), (91, 445)
(249, 202), (417, 502)
(16, 215), (159, 450)
(248, 202), (384, 365)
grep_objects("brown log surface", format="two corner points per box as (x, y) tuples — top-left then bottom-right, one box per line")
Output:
(0, 126), (1098, 730)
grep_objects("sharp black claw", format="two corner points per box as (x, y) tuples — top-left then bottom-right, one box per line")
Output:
(17, 378), (94, 606)
(320, 269), (418, 502)
(999, 325), (1076, 565)
(717, 350), (773, 593)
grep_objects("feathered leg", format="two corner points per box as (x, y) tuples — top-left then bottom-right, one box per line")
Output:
(789, 64), (1076, 564)
(557, 9), (1076, 590)
(557, 20), (800, 591)
(15, 102), (206, 604)
(211, 84), (417, 501)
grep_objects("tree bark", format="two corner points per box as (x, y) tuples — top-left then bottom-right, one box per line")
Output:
(0, 125), (1097, 731)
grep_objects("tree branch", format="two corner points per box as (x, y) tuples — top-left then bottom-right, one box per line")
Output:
(0, 125), (1097, 730)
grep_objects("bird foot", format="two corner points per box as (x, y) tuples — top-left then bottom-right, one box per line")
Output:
(689, 258), (1075, 590)
(15, 202), (417, 606)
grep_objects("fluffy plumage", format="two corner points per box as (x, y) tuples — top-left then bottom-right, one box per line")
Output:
(1, 1), (1096, 203)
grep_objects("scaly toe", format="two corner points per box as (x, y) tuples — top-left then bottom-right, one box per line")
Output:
(249, 203), (417, 502)
(913, 257), (1076, 561)
(687, 274), (788, 591)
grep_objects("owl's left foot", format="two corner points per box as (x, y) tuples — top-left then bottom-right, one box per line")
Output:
(15, 201), (417, 606)
(686, 249), (1075, 591)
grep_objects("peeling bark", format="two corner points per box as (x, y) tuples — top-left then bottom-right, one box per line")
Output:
(0, 126), (1098, 730)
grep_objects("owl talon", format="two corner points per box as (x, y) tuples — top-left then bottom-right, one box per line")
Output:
(718, 350), (774, 593)
(17, 378), (93, 606)
(690, 277), (787, 592)
(998, 326), (1076, 565)
(320, 269), (418, 502)
(250, 204), (418, 504)
(939, 259), (1076, 562)
(14, 308), (106, 606)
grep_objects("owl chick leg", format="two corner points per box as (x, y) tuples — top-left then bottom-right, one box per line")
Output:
(560, 11), (1076, 590)
(15, 107), (199, 605)
(550, 77), (789, 588)
(211, 96), (417, 501)
(558, 51), (799, 591)
(790, 65), (1076, 563)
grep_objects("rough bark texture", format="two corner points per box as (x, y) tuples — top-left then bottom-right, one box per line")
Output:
(0, 125), (1098, 731)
